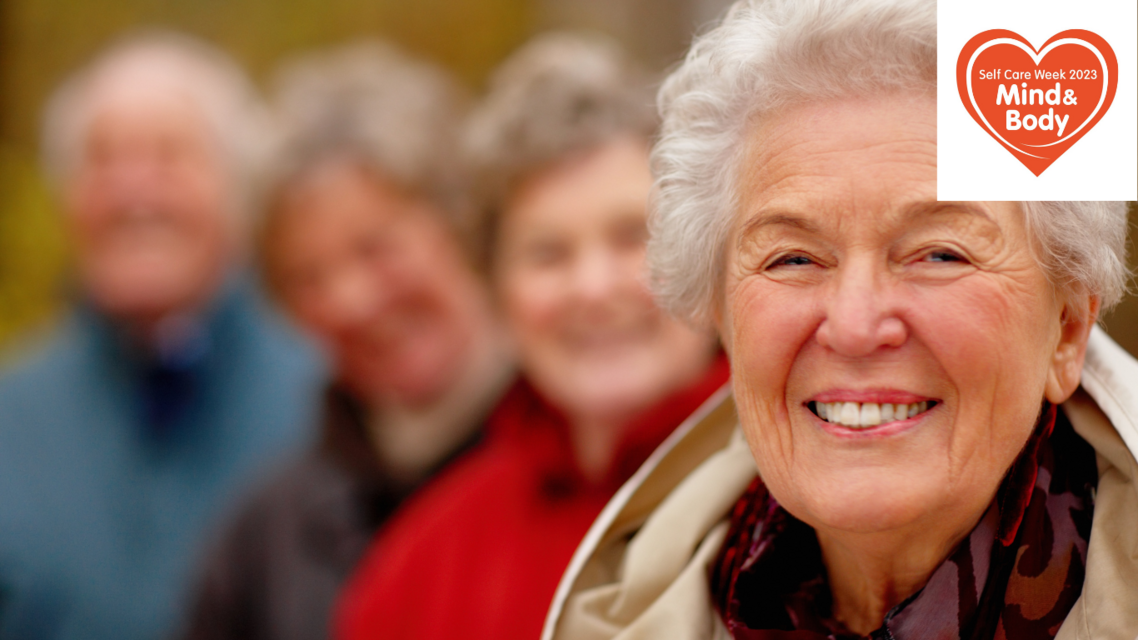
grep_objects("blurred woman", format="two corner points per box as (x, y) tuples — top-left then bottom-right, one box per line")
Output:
(181, 42), (513, 640)
(334, 33), (729, 640)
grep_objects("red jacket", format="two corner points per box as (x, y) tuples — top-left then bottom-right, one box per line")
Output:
(334, 356), (730, 640)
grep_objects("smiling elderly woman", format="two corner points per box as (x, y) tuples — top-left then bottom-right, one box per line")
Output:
(543, 1), (1138, 639)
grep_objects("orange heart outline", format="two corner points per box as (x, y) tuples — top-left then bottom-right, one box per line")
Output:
(955, 29), (1118, 176)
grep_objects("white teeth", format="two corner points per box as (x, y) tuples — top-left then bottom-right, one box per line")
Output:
(813, 400), (934, 428)
(859, 403), (881, 426)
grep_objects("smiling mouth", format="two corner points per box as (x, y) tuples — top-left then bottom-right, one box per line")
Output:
(808, 400), (937, 429)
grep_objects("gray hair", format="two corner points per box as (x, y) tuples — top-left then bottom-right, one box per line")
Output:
(464, 31), (657, 266)
(41, 30), (269, 217)
(267, 40), (468, 219)
(650, 0), (1131, 325)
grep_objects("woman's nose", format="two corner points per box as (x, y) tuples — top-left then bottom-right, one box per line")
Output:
(814, 260), (907, 357)
(325, 266), (384, 329)
(571, 246), (623, 302)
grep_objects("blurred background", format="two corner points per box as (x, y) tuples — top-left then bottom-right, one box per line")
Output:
(0, 0), (1135, 357)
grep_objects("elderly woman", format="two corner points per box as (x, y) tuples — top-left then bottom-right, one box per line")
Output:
(180, 42), (514, 640)
(0, 33), (322, 640)
(334, 33), (728, 640)
(544, 2), (1138, 639)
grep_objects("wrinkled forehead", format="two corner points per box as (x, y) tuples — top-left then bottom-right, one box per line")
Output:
(736, 94), (938, 224)
(731, 95), (1029, 261)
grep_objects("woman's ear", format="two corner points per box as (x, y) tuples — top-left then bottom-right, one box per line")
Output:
(1044, 295), (1100, 404)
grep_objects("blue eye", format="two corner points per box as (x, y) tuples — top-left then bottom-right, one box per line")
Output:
(925, 250), (964, 263)
(775, 255), (814, 266)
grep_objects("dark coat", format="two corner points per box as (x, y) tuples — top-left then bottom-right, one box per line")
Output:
(180, 386), (486, 640)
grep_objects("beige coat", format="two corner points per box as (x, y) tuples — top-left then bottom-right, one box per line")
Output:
(544, 327), (1138, 640)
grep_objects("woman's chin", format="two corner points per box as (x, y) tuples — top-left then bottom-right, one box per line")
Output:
(777, 469), (947, 537)
(558, 371), (668, 420)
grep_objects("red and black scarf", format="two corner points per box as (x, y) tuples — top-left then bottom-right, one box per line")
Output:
(711, 403), (1098, 640)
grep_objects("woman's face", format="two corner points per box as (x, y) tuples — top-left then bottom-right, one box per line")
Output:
(722, 94), (1093, 538)
(271, 159), (486, 407)
(496, 136), (714, 423)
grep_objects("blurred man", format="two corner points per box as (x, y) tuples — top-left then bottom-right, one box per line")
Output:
(0, 32), (323, 640)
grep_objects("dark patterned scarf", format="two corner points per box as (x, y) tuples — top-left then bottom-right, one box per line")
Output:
(711, 403), (1098, 640)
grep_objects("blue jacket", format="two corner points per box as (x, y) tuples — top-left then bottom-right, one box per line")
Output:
(0, 280), (324, 640)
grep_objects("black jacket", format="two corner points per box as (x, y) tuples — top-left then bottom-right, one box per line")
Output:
(180, 386), (485, 640)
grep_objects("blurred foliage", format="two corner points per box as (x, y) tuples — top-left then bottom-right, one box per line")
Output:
(0, 146), (69, 355)
(1, 0), (535, 150)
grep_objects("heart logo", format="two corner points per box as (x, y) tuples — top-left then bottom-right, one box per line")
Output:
(956, 29), (1118, 176)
